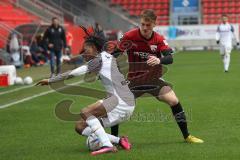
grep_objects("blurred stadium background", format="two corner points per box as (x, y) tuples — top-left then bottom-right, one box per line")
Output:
(1, 0), (240, 159)
(1, 0), (240, 67)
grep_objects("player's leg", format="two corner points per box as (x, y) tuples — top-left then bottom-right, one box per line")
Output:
(76, 123), (120, 144)
(107, 134), (132, 151)
(102, 92), (135, 149)
(224, 46), (232, 72)
(110, 125), (119, 136)
(49, 51), (55, 76)
(78, 124), (130, 150)
(156, 86), (203, 143)
(110, 84), (143, 136)
(55, 50), (62, 74)
(220, 45), (228, 72)
(90, 93), (135, 155)
(75, 96), (117, 135)
(102, 115), (133, 150)
(157, 86), (188, 138)
(75, 100), (115, 153)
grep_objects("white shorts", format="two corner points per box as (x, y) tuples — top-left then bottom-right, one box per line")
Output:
(220, 45), (232, 55)
(101, 97), (135, 128)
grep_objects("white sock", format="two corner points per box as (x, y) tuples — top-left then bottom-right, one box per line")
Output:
(222, 55), (227, 71)
(82, 127), (92, 136)
(86, 116), (113, 147)
(82, 126), (120, 144)
(225, 54), (230, 71)
(222, 54), (230, 71)
(107, 133), (120, 144)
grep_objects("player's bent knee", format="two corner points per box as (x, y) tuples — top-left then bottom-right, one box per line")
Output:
(158, 90), (179, 106)
(80, 109), (89, 120)
(168, 97), (179, 106)
(75, 121), (87, 135)
(161, 94), (179, 106)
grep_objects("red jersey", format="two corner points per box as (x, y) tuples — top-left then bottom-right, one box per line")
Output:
(120, 28), (172, 85)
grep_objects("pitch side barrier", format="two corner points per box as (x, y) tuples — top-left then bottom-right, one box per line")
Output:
(154, 24), (240, 51)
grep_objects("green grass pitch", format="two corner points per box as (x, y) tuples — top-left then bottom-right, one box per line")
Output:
(1, 50), (240, 160)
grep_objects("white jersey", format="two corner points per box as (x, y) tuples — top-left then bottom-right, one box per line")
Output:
(98, 51), (134, 103)
(70, 51), (135, 126)
(49, 51), (135, 126)
(216, 23), (236, 47)
(69, 51), (134, 106)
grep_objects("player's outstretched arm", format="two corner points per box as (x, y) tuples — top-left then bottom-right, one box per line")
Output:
(36, 55), (102, 86)
(35, 79), (50, 86)
(35, 65), (88, 86)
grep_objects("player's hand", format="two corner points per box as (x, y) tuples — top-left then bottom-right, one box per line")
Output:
(216, 40), (220, 44)
(35, 79), (50, 86)
(147, 55), (160, 66)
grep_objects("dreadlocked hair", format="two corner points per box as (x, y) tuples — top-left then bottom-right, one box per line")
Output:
(84, 35), (106, 52)
(79, 25), (106, 52)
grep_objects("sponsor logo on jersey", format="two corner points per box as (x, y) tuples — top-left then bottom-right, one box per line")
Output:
(133, 52), (149, 59)
(150, 45), (157, 52)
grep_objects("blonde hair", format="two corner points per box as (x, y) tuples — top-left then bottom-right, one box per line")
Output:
(140, 9), (157, 22)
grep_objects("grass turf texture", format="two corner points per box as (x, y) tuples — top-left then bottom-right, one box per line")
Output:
(1, 50), (240, 160)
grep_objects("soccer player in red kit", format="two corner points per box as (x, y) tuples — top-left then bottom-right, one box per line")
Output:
(111, 9), (203, 144)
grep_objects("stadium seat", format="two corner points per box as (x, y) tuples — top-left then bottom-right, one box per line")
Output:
(129, 4), (135, 10)
(129, 10), (135, 16)
(147, 4), (155, 10)
(156, 4), (163, 10)
(236, 7), (240, 13)
(202, 0), (240, 24)
(109, 0), (169, 25)
(142, 4), (148, 9)
(136, 4), (142, 10)
(0, 1), (39, 48)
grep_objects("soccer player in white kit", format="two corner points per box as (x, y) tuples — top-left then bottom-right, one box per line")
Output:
(216, 14), (239, 72)
(36, 35), (135, 155)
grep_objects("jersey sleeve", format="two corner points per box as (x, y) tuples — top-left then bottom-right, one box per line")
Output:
(49, 56), (102, 83)
(70, 56), (102, 76)
(49, 65), (88, 83)
(157, 37), (173, 56)
(69, 65), (88, 76)
(121, 32), (129, 41)
(119, 33), (133, 51)
(87, 56), (102, 73)
(230, 25), (239, 43)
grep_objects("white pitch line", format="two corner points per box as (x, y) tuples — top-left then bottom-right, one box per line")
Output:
(0, 89), (54, 109)
(0, 85), (34, 96)
(0, 81), (83, 109)
(0, 74), (50, 96)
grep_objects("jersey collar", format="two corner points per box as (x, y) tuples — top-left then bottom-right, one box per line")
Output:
(138, 28), (154, 41)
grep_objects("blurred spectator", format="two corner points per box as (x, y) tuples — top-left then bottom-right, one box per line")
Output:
(9, 33), (21, 68)
(30, 36), (47, 66)
(22, 45), (35, 68)
(36, 34), (50, 63)
(43, 17), (67, 77)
